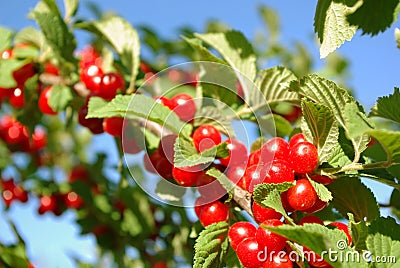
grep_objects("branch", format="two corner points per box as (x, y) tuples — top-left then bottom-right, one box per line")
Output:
(39, 73), (90, 98)
(233, 186), (253, 216)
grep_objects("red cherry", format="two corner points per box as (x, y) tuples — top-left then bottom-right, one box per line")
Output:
(2, 188), (15, 207)
(289, 142), (318, 174)
(139, 62), (152, 74)
(262, 252), (294, 268)
(236, 237), (263, 268)
(31, 127), (47, 151)
(281, 106), (302, 123)
(304, 197), (328, 214)
(103, 117), (124, 137)
(280, 191), (294, 213)
(311, 175), (334, 185)
(80, 65), (103, 93)
(219, 139), (248, 167)
(13, 62), (35, 85)
(79, 46), (102, 69)
(286, 179), (317, 211)
(99, 72), (125, 100)
(288, 133), (306, 148)
(1, 49), (13, 59)
(199, 200), (229, 227)
(194, 196), (210, 218)
(92, 225), (109, 237)
(247, 150), (261, 167)
(154, 157), (173, 180)
(38, 86), (57, 115)
(304, 247), (332, 268)
(38, 195), (57, 215)
(13, 185), (28, 203)
(225, 164), (246, 186)
(252, 202), (281, 224)
(159, 134), (178, 163)
(172, 165), (201, 187)
(265, 160), (295, 184)
(228, 222), (257, 251)
(299, 215), (324, 225)
(65, 191), (84, 209)
(78, 105), (104, 134)
(242, 164), (268, 193)
(4, 119), (30, 146)
(143, 151), (161, 174)
(256, 219), (287, 252)
(196, 171), (226, 199)
(44, 62), (59, 75)
(327, 222), (352, 245)
(9, 87), (25, 108)
(260, 137), (290, 161)
(69, 165), (90, 183)
(170, 93), (196, 122)
(154, 96), (174, 110)
(122, 135), (142, 154)
(192, 125), (221, 152)
(153, 262), (168, 268)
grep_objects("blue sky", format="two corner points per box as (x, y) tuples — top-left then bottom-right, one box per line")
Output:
(0, 1), (399, 267)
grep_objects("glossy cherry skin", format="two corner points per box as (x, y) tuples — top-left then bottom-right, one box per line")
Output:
(159, 134), (178, 162)
(327, 222), (352, 245)
(13, 62), (35, 86)
(260, 137), (290, 161)
(304, 247), (333, 268)
(265, 160), (295, 184)
(225, 164), (246, 186)
(194, 196), (209, 218)
(78, 45), (102, 69)
(219, 139), (248, 167)
(103, 117), (124, 137)
(286, 179), (317, 211)
(311, 175), (334, 185)
(69, 166), (90, 183)
(9, 87), (24, 108)
(44, 62), (59, 75)
(38, 195), (57, 215)
(236, 237), (263, 268)
(299, 215), (324, 225)
(304, 197), (328, 214)
(289, 142), (319, 174)
(78, 105), (104, 134)
(256, 219), (287, 252)
(64, 191), (84, 209)
(192, 125), (221, 152)
(228, 222), (257, 251)
(199, 200), (229, 227)
(172, 165), (200, 187)
(154, 157), (173, 180)
(288, 133), (306, 148)
(170, 93), (196, 122)
(262, 253), (293, 268)
(242, 164), (268, 193)
(99, 72), (125, 100)
(252, 201), (281, 224)
(31, 127), (47, 151)
(80, 65), (103, 93)
(38, 86), (57, 115)
(196, 171), (226, 199)
(154, 96), (174, 110)
(143, 151), (161, 174)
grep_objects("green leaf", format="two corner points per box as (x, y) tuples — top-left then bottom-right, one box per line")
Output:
(121, 209), (142, 237)
(390, 189), (400, 209)
(250, 137), (267, 153)
(250, 66), (298, 112)
(326, 128), (354, 168)
(258, 5), (280, 41)
(193, 106), (235, 138)
(370, 88), (400, 124)
(90, 16), (140, 90)
(0, 140), (11, 169)
(193, 222), (229, 268)
(301, 99), (339, 163)
(87, 95), (192, 138)
(0, 59), (30, 88)
(253, 183), (294, 224)
(195, 30), (256, 82)
(32, 0), (76, 62)
(182, 36), (226, 64)
(344, 102), (374, 139)
(206, 167), (236, 200)
(155, 178), (186, 203)
(367, 130), (400, 165)
(0, 27), (14, 52)
(289, 74), (369, 155)
(49, 85), (73, 112)
(347, 0), (400, 36)
(14, 27), (44, 48)
(396, 28), (400, 48)
(267, 223), (367, 267)
(173, 138), (228, 168)
(348, 213), (369, 251)
(328, 176), (380, 221)
(259, 113), (293, 138)
(308, 177), (333, 202)
(314, 0), (358, 58)
(64, 0), (79, 20)
(366, 233), (400, 267)
(368, 216), (400, 241)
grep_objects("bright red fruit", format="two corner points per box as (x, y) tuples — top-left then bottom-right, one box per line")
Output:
(236, 237), (263, 268)
(288, 133), (306, 148)
(99, 72), (125, 100)
(159, 134), (178, 162)
(154, 157), (173, 180)
(44, 62), (59, 75)
(299, 215), (324, 225)
(252, 202), (281, 224)
(103, 117), (124, 137)
(172, 165), (200, 187)
(256, 219), (287, 252)
(170, 93), (196, 122)
(38, 86), (57, 115)
(311, 175), (334, 185)
(289, 142), (318, 174)
(265, 160), (295, 184)
(228, 222), (257, 251)
(262, 253), (293, 268)
(80, 65), (103, 93)
(78, 46), (102, 69)
(199, 200), (229, 227)
(192, 125), (221, 152)
(286, 179), (317, 211)
(13, 185), (28, 203)
(78, 105), (104, 134)
(69, 166), (90, 183)
(219, 139), (248, 167)
(327, 222), (352, 245)
(31, 127), (47, 151)
(304, 247), (333, 268)
(154, 96), (173, 110)
(242, 164), (268, 193)
(65, 191), (84, 209)
(196, 171), (226, 198)
(13, 62), (35, 85)
(9, 87), (24, 108)
(225, 164), (246, 185)
(38, 195), (57, 215)
(304, 197), (328, 214)
(260, 137), (290, 161)
(194, 196), (209, 218)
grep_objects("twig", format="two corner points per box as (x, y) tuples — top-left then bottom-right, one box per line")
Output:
(233, 186), (253, 216)
(39, 73), (90, 98)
